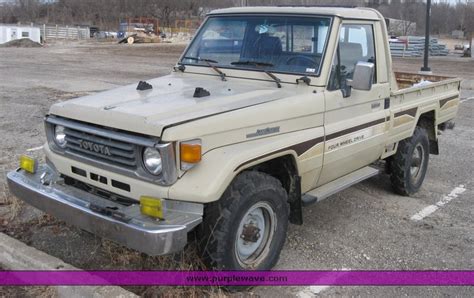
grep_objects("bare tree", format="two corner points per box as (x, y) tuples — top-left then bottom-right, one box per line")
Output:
(0, 0), (471, 42)
(461, 0), (474, 56)
(394, 0), (424, 35)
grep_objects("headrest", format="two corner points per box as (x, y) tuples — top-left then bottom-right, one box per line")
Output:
(340, 42), (363, 62)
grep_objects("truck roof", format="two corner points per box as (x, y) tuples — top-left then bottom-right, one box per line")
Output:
(208, 6), (382, 21)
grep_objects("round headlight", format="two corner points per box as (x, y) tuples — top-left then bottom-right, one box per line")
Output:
(143, 147), (162, 175)
(54, 125), (67, 148)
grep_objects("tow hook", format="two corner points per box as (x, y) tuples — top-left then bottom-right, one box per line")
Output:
(89, 203), (131, 223)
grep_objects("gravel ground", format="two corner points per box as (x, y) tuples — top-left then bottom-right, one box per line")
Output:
(392, 56), (474, 81)
(0, 41), (473, 297)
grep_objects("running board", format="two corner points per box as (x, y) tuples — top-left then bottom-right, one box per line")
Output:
(302, 166), (380, 206)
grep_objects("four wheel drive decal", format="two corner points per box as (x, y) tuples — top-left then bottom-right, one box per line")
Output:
(235, 116), (389, 172)
(327, 127), (379, 152)
(325, 117), (387, 152)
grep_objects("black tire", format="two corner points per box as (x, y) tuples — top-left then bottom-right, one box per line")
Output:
(198, 171), (289, 270)
(390, 126), (430, 196)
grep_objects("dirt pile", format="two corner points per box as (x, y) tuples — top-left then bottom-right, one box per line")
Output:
(0, 38), (42, 48)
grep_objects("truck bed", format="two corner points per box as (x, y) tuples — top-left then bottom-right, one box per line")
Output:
(391, 72), (461, 116)
(386, 72), (461, 153)
(394, 72), (458, 90)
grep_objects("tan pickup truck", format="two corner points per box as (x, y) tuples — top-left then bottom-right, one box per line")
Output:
(8, 7), (460, 270)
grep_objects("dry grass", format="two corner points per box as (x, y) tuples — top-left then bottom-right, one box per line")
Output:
(4, 197), (24, 222)
(0, 192), (20, 223)
(142, 286), (228, 298)
(100, 239), (230, 296)
(0, 286), (57, 298)
(100, 237), (207, 270)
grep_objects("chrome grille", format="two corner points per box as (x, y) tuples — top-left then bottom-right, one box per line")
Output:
(64, 127), (138, 169)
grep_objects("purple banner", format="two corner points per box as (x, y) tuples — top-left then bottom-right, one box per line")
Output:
(0, 271), (473, 286)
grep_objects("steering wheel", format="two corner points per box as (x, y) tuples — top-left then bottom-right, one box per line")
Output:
(286, 55), (317, 67)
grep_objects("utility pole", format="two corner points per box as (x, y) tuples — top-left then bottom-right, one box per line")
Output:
(420, 0), (431, 72)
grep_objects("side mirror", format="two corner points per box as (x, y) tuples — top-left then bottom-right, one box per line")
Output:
(347, 61), (375, 91)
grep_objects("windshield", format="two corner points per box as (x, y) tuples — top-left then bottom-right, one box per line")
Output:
(181, 15), (332, 76)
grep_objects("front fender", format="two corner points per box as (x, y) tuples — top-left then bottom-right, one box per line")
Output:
(168, 126), (324, 203)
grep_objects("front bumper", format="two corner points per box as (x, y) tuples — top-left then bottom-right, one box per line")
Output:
(7, 164), (203, 256)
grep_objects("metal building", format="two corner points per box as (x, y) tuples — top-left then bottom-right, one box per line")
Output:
(0, 24), (41, 45)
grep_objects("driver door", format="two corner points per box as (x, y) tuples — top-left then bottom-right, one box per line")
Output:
(318, 22), (390, 186)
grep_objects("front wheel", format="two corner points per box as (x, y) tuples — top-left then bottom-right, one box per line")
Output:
(390, 126), (430, 196)
(198, 171), (289, 270)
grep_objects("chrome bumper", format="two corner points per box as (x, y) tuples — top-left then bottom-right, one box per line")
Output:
(7, 164), (203, 256)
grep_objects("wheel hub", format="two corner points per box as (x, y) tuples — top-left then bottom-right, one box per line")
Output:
(235, 202), (276, 267)
(240, 223), (261, 243)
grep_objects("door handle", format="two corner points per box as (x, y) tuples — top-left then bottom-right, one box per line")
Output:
(384, 98), (390, 109)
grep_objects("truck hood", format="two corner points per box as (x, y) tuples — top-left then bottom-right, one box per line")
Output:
(50, 73), (290, 137)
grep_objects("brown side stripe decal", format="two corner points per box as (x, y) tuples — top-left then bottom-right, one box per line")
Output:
(326, 117), (386, 141)
(234, 137), (324, 172)
(290, 137), (325, 156)
(439, 95), (458, 108)
(235, 116), (389, 172)
(394, 107), (418, 118)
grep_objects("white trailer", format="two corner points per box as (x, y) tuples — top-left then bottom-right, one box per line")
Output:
(0, 24), (41, 45)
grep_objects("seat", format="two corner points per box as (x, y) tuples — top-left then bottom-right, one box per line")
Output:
(247, 34), (282, 63)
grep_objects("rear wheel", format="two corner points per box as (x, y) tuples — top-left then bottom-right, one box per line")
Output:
(390, 126), (430, 196)
(198, 171), (289, 270)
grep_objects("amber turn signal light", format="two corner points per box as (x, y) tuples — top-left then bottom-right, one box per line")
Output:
(180, 140), (201, 170)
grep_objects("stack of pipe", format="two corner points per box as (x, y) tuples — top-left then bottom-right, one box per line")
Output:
(389, 36), (449, 57)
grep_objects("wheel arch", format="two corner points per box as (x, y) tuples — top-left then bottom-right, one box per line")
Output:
(239, 153), (303, 225)
(239, 153), (299, 195)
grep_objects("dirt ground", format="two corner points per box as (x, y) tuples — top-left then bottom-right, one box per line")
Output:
(0, 41), (473, 297)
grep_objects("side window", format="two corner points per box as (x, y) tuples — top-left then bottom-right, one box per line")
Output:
(328, 24), (376, 91)
(268, 22), (329, 55)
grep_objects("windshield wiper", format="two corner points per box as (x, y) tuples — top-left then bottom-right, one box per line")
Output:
(263, 70), (282, 88)
(183, 56), (218, 63)
(182, 56), (226, 81)
(231, 60), (274, 67)
(230, 60), (280, 88)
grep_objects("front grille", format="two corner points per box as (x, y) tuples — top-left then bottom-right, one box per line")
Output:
(64, 127), (138, 169)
